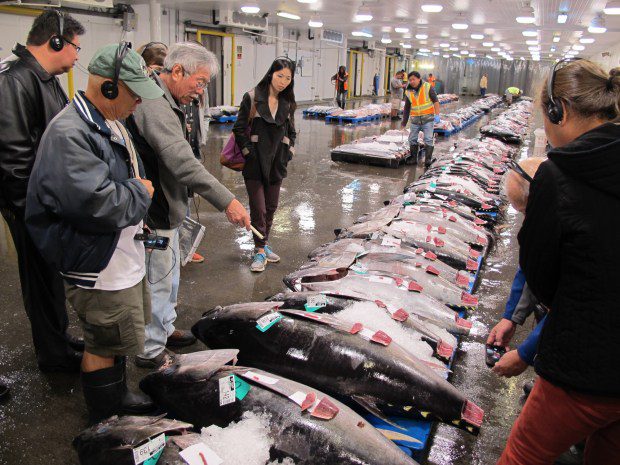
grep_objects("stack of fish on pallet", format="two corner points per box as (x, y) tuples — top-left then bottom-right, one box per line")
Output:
(480, 101), (533, 144)
(436, 95), (503, 133)
(208, 105), (239, 118)
(304, 105), (341, 117)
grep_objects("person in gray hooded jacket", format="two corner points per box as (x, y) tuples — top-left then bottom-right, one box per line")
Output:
(126, 42), (250, 369)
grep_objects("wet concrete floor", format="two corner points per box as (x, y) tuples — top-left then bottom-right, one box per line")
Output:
(0, 96), (540, 465)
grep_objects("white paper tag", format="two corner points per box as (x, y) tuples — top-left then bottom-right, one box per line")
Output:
(244, 370), (279, 385)
(404, 205), (418, 213)
(307, 294), (328, 308)
(289, 391), (309, 407)
(435, 194), (448, 200)
(219, 375), (236, 406)
(256, 312), (282, 331)
(358, 328), (375, 340)
(381, 236), (402, 248)
(368, 275), (393, 284)
(133, 433), (165, 465)
(179, 443), (224, 465)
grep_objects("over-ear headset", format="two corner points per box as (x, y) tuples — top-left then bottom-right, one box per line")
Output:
(101, 42), (130, 100)
(49, 10), (64, 52)
(547, 57), (581, 125)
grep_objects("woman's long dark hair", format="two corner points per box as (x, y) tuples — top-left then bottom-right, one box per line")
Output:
(256, 58), (297, 113)
(338, 65), (347, 77)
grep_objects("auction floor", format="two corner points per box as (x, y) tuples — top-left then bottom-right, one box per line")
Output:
(0, 96), (538, 465)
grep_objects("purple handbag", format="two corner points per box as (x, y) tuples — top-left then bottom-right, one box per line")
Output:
(220, 90), (256, 172)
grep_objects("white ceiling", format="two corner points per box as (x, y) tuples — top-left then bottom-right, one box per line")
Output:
(137, 0), (620, 60)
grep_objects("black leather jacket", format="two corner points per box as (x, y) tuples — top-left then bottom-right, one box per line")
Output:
(0, 44), (68, 217)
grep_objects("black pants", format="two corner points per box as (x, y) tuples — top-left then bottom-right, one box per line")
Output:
(336, 91), (347, 109)
(1, 210), (73, 367)
(244, 179), (282, 249)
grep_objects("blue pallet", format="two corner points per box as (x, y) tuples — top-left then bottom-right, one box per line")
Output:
(325, 115), (371, 124)
(211, 115), (237, 123)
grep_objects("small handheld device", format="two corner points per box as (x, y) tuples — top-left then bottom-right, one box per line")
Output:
(485, 344), (507, 368)
(134, 228), (169, 250)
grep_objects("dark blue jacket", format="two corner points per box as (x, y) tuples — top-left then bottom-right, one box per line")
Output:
(25, 92), (150, 287)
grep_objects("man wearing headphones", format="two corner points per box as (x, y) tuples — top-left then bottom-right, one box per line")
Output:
(25, 43), (163, 423)
(0, 10), (85, 375)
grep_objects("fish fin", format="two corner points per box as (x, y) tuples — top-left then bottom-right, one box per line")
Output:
(351, 395), (406, 431)
(377, 428), (422, 445)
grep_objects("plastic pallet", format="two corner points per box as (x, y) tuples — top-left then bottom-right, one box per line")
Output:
(330, 150), (407, 168)
(210, 115), (237, 123)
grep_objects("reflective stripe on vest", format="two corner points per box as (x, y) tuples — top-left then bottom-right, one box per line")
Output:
(407, 82), (435, 116)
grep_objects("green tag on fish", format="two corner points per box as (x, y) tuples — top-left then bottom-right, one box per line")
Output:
(133, 433), (166, 465)
(350, 263), (368, 274)
(234, 375), (251, 400)
(256, 312), (282, 332)
(304, 294), (328, 312)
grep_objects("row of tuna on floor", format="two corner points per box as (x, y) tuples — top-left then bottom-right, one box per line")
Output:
(73, 101), (534, 465)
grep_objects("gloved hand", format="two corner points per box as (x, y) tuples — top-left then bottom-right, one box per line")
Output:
(434, 115), (441, 124)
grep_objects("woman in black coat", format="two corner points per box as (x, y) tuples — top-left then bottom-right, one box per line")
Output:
(232, 58), (297, 272)
(497, 60), (620, 465)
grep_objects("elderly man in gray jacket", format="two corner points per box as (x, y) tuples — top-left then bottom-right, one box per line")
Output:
(127, 42), (250, 368)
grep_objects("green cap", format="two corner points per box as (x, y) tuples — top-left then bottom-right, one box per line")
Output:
(88, 43), (164, 100)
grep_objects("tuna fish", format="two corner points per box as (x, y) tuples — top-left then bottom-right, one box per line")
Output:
(140, 349), (422, 465)
(191, 304), (483, 435)
(72, 415), (193, 465)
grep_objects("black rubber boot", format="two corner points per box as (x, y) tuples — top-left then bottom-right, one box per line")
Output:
(81, 365), (123, 425)
(0, 382), (9, 403)
(424, 145), (434, 168)
(116, 356), (155, 415)
(407, 144), (418, 165)
(81, 359), (154, 424)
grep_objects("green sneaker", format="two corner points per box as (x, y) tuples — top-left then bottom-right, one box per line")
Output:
(263, 245), (281, 263)
(250, 253), (267, 272)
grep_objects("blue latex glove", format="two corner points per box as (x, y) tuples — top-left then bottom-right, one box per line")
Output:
(434, 115), (441, 124)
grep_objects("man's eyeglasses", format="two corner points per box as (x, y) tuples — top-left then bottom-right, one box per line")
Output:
(65, 38), (81, 53)
(507, 159), (534, 183)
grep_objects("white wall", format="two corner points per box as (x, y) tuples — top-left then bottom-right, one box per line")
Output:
(0, 7), (390, 104)
(588, 47), (620, 72)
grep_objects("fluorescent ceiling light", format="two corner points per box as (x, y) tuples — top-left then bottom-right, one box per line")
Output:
(241, 5), (260, 14)
(402, 43), (412, 49)
(419, 48), (431, 52)
(308, 17), (323, 28)
(550, 47), (556, 52)
(449, 46), (459, 51)
(532, 57), (540, 61)
(557, 13), (568, 24)
(443, 54), (450, 58)
(482, 42), (494, 47)
(421, 4), (444, 13)
(572, 44), (585, 51)
(486, 55), (494, 59)
(579, 37), (595, 44)
(452, 54), (461, 58)
(604, 1), (620, 14)
(381, 36), (392, 44)
(516, 5), (536, 24)
(470, 34), (484, 40)
(452, 23), (469, 30)
(440, 42), (450, 47)
(522, 30), (538, 37)
(553, 36), (560, 43)
(520, 57), (525, 60)
(395, 27), (410, 33)
(297, 0), (317, 3)
(528, 46), (540, 51)
(589, 15), (607, 33)
(506, 57), (514, 61)
(469, 53), (476, 57)
(460, 50), (468, 54)
(352, 31), (373, 38)
(432, 51), (440, 55)
(416, 33), (429, 39)
(526, 40), (539, 45)
(491, 47), (501, 51)
(277, 11), (301, 20)
(355, 6), (373, 22)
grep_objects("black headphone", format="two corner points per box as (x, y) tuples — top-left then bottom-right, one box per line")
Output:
(547, 57), (581, 125)
(101, 42), (130, 100)
(49, 10), (64, 52)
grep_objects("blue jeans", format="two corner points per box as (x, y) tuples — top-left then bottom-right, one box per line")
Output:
(336, 91), (347, 109)
(480, 87), (487, 96)
(142, 227), (180, 358)
(408, 117), (435, 147)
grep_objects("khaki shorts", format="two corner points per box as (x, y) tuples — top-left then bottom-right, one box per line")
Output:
(391, 98), (402, 110)
(65, 278), (151, 357)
